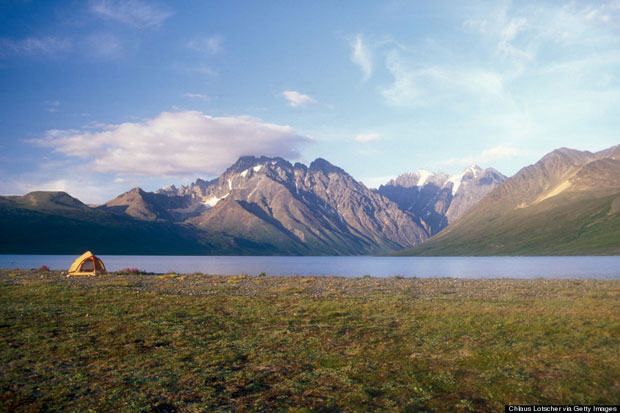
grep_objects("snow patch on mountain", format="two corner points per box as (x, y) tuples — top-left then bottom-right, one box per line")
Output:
(417, 169), (434, 186)
(203, 193), (229, 207)
(447, 171), (466, 195)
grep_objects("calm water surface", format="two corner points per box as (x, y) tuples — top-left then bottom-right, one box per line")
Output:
(1, 255), (619, 279)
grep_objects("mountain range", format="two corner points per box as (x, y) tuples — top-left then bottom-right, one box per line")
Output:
(376, 165), (506, 235)
(107, 157), (430, 255)
(1, 144), (618, 255)
(397, 145), (620, 256)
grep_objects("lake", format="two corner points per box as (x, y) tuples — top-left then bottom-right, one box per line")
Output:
(1, 255), (619, 279)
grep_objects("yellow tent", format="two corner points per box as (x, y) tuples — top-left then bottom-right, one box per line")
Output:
(68, 251), (106, 276)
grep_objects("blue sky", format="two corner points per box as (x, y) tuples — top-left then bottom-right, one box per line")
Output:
(1, 0), (619, 203)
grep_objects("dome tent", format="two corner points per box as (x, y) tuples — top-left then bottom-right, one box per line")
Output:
(68, 251), (106, 276)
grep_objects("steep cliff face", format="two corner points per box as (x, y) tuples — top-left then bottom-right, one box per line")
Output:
(377, 166), (506, 235)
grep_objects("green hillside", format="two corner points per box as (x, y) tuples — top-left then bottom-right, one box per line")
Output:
(398, 189), (620, 256)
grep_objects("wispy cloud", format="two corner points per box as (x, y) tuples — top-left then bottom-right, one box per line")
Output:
(498, 17), (531, 61)
(184, 93), (209, 101)
(31, 111), (311, 177)
(85, 33), (123, 59)
(462, 19), (488, 33)
(436, 145), (524, 169)
(355, 133), (381, 143)
(282, 90), (317, 107)
(351, 34), (372, 82)
(45, 101), (61, 113)
(173, 63), (217, 77)
(580, 1), (620, 28)
(381, 50), (505, 107)
(0, 36), (71, 57)
(91, 0), (173, 29)
(378, 1), (620, 160)
(360, 175), (396, 189)
(187, 35), (224, 55)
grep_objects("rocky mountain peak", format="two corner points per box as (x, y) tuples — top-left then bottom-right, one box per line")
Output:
(309, 158), (346, 175)
(126, 187), (146, 196)
(174, 156), (431, 254)
(227, 156), (292, 175)
(377, 165), (506, 235)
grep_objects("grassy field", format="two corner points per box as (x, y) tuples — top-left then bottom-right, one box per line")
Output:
(1, 269), (618, 412)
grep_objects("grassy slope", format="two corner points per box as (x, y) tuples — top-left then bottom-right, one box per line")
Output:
(1, 271), (618, 411)
(398, 190), (620, 256)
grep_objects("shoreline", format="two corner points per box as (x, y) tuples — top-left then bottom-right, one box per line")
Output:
(1, 268), (618, 299)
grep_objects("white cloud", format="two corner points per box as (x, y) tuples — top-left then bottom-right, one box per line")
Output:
(282, 90), (317, 107)
(0, 36), (71, 57)
(31, 111), (311, 177)
(91, 0), (173, 29)
(351, 34), (372, 82)
(184, 93), (209, 101)
(355, 133), (381, 143)
(187, 35), (224, 55)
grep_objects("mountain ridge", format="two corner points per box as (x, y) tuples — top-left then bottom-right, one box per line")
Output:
(1, 157), (432, 255)
(397, 144), (620, 256)
(1, 145), (618, 256)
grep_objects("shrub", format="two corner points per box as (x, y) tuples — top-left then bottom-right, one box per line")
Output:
(120, 268), (143, 275)
(37, 265), (50, 273)
(258, 272), (267, 277)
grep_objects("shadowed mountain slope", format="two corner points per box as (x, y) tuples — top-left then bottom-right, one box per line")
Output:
(0, 191), (270, 255)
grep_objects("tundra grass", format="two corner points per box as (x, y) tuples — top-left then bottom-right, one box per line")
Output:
(0, 271), (618, 412)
